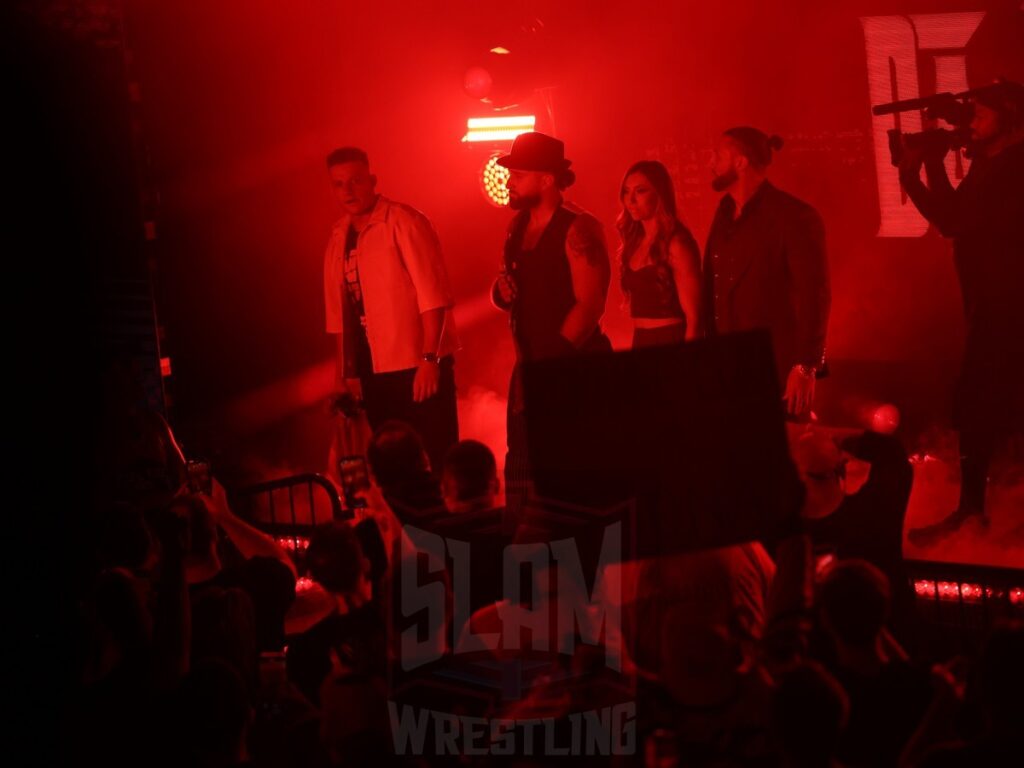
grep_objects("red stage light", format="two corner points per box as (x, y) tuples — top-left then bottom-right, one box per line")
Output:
(914, 579), (937, 598)
(914, 579), (1020, 605)
(869, 403), (900, 434)
(959, 583), (983, 602)
(276, 535), (310, 552)
(463, 66), (493, 100)
(462, 115), (536, 143)
(937, 581), (960, 599)
(815, 553), (836, 576)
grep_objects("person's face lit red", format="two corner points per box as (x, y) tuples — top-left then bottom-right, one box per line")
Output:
(969, 102), (1002, 144)
(329, 161), (377, 215)
(622, 172), (660, 222)
(709, 138), (743, 191)
(507, 169), (547, 210)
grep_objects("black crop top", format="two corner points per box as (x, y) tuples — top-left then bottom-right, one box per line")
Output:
(622, 261), (685, 319)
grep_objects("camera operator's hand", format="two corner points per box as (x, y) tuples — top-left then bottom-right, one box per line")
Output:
(335, 377), (363, 401)
(897, 143), (928, 178)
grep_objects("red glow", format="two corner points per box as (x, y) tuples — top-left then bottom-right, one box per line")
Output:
(463, 66), (493, 100)
(277, 536), (310, 552)
(937, 581), (961, 601)
(959, 582), (983, 602)
(870, 404), (900, 434)
(815, 553), (836, 576)
(913, 579), (1021, 604)
(914, 579), (936, 598)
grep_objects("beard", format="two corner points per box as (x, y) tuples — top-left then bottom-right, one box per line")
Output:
(509, 192), (542, 210)
(710, 168), (739, 192)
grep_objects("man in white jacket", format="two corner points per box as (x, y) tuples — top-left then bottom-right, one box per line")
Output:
(324, 146), (459, 473)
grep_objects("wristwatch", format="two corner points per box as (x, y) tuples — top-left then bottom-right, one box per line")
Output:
(793, 364), (817, 378)
(421, 352), (439, 364)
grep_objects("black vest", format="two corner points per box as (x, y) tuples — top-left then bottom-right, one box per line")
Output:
(504, 205), (609, 361)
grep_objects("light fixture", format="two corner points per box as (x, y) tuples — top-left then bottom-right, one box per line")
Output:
(462, 115), (536, 143)
(480, 153), (511, 208)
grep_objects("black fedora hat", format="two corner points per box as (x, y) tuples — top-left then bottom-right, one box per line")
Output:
(496, 132), (572, 174)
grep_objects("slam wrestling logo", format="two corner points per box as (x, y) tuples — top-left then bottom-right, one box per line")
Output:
(861, 11), (984, 237)
(386, 495), (637, 757)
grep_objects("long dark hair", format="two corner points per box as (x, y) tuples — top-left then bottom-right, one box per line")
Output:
(616, 160), (686, 291)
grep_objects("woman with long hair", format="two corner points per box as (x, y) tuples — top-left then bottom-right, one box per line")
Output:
(617, 160), (701, 347)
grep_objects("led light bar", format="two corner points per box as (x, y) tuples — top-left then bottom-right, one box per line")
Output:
(462, 115), (536, 143)
(913, 579), (1024, 605)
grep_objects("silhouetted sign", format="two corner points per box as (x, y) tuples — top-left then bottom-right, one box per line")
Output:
(522, 330), (802, 557)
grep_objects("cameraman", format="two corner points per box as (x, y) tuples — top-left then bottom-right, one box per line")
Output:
(898, 83), (1024, 542)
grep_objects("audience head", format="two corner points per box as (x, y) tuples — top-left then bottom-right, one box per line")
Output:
(817, 559), (891, 652)
(976, 619), (1024, 737)
(366, 420), (432, 488)
(96, 504), (156, 572)
(772, 660), (849, 768)
(168, 495), (222, 584)
(320, 671), (392, 766)
(191, 586), (258, 690)
(441, 439), (500, 511)
(661, 612), (746, 708)
(178, 658), (252, 766)
(90, 567), (153, 678)
(306, 521), (371, 602)
(790, 428), (847, 519)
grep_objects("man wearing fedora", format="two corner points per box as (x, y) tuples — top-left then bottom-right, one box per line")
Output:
(490, 132), (612, 504)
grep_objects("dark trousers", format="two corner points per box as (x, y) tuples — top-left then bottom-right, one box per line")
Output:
(631, 322), (687, 348)
(954, 322), (1024, 514)
(503, 332), (613, 514)
(505, 364), (530, 519)
(361, 357), (459, 475)
(958, 423), (997, 514)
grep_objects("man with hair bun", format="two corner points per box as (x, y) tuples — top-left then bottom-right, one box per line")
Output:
(703, 126), (831, 420)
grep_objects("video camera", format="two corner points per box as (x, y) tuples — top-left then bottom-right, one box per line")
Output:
(873, 81), (1017, 165)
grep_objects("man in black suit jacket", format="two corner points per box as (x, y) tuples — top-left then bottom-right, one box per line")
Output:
(703, 127), (831, 419)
